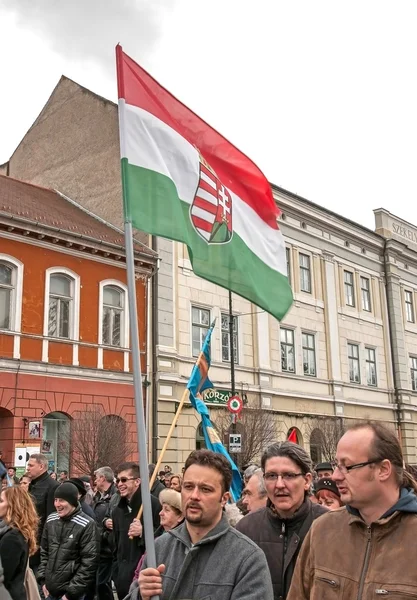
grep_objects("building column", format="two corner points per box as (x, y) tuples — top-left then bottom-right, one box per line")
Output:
(321, 253), (342, 391)
(385, 269), (409, 394)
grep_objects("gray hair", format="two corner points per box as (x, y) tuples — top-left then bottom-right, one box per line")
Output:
(247, 468), (267, 497)
(29, 454), (48, 469)
(261, 441), (312, 475)
(243, 464), (259, 483)
(95, 466), (114, 483)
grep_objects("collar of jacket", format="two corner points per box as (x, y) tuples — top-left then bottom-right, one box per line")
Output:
(59, 504), (82, 521)
(346, 487), (417, 525)
(0, 521), (9, 539)
(168, 513), (230, 549)
(94, 482), (116, 502)
(118, 486), (142, 512)
(30, 471), (50, 486)
(266, 496), (310, 527)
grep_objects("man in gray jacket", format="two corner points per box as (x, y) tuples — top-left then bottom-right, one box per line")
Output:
(139, 449), (273, 600)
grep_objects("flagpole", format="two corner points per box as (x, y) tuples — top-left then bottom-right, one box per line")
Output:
(124, 221), (159, 599)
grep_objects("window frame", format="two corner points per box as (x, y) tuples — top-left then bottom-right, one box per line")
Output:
(286, 247), (291, 286)
(405, 290), (415, 323)
(344, 270), (355, 307)
(43, 267), (80, 342)
(0, 255), (23, 354)
(360, 276), (372, 312)
(299, 253), (312, 294)
(99, 280), (129, 349)
(302, 331), (316, 377)
(365, 347), (377, 387)
(348, 342), (361, 384)
(191, 305), (211, 358)
(280, 327), (295, 373)
(220, 312), (239, 364)
(411, 356), (417, 391)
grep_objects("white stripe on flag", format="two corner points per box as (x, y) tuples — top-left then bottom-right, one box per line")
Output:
(200, 170), (217, 190)
(196, 187), (217, 206)
(191, 206), (216, 223)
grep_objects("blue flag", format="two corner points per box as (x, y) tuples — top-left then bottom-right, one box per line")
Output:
(187, 322), (243, 502)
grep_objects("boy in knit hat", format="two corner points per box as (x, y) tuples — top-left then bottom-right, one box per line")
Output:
(37, 482), (99, 600)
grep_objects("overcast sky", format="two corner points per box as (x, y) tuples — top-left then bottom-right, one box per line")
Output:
(1, 0), (416, 230)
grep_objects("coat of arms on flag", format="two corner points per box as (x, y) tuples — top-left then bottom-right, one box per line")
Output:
(190, 158), (233, 245)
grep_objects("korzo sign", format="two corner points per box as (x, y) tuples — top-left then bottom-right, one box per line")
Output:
(204, 389), (232, 405)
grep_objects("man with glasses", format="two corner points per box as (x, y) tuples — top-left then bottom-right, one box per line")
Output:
(111, 462), (161, 600)
(236, 442), (327, 599)
(288, 422), (417, 599)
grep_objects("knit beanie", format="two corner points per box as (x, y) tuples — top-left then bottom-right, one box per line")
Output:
(54, 482), (79, 507)
(159, 488), (182, 513)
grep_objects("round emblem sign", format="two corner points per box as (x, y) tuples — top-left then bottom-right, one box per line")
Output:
(227, 395), (243, 414)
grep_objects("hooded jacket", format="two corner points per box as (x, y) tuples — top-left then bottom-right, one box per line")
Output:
(0, 523), (28, 600)
(28, 471), (59, 568)
(287, 488), (417, 600)
(37, 505), (99, 600)
(112, 487), (161, 600)
(236, 498), (327, 599)
(139, 513), (273, 600)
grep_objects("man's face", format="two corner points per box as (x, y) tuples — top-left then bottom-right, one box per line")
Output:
(264, 456), (312, 517)
(95, 473), (106, 492)
(54, 498), (75, 518)
(242, 475), (267, 513)
(182, 464), (229, 529)
(59, 472), (68, 482)
(317, 470), (333, 479)
(333, 429), (381, 509)
(26, 458), (45, 479)
(117, 469), (140, 499)
(7, 468), (15, 477)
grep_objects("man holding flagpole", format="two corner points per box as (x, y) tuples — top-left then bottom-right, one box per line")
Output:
(138, 449), (273, 600)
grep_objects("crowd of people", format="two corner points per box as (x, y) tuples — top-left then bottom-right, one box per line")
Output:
(0, 420), (416, 599)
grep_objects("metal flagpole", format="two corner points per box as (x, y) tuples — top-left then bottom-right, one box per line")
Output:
(124, 221), (159, 600)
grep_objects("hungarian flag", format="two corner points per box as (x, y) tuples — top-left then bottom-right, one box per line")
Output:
(116, 46), (293, 320)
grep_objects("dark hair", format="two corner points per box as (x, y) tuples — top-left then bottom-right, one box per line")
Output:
(117, 462), (140, 478)
(261, 441), (312, 475)
(348, 422), (417, 493)
(184, 449), (232, 494)
(60, 470), (68, 476)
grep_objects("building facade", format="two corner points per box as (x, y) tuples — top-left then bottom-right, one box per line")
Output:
(3, 75), (417, 467)
(0, 175), (155, 472)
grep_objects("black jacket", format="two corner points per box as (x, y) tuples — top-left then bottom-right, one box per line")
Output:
(112, 487), (161, 599)
(0, 523), (28, 600)
(0, 558), (12, 600)
(150, 478), (165, 500)
(29, 471), (59, 568)
(93, 483), (118, 557)
(37, 506), (99, 600)
(236, 499), (327, 599)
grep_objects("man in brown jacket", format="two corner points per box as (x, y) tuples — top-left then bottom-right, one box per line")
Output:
(288, 422), (417, 600)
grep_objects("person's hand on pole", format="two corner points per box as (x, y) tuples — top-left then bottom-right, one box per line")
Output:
(139, 564), (165, 599)
(128, 518), (143, 538)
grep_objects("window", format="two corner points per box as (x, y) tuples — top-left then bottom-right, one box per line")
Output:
(221, 313), (238, 363)
(366, 347), (377, 387)
(102, 285), (124, 347)
(299, 254), (311, 293)
(344, 271), (355, 307)
(348, 343), (360, 383)
(280, 328), (295, 372)
(411, 356), (417, 391)
(48, 274), (73, 338)
(302, 332), (316, 377)
(405, 290), (415, 323)
(286, 248), (291, 285)
(360, 277), (371, 312)
(0, 262), (14, 330)
(192, 306), (210, 357)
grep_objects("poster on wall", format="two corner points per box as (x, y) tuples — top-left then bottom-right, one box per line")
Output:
(42, 440), (53, 454)
(28, 421), (41, 438)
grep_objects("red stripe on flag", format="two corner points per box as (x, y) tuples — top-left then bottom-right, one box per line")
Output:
(191, 216), (212, 233)
(193, 196), (217, 215)
(117, 49), (279, 229)
(200, 163), (217, 182)
(198, 178), (217, 197)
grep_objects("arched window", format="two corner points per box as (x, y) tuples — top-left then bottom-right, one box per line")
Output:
(48, 274), (73, 338)
(42, 412), (71, 473)
(196, 422), (206, 450)
(310, 428), (324, 465)
(102, 285), (124, 347)
(0, 262), (15, 330)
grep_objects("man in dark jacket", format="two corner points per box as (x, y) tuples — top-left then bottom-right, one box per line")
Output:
(37, 482), (99, 600)
(69, 478), (96, 519)
(236, 441), (327, 600)
(148, 464), (165, 499)
(27, 453), (59, 572)
(112, 462), (161, 600)
(92, 467), (118, 600)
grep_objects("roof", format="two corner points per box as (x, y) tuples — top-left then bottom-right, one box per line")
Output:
(0, 174), (156, 260)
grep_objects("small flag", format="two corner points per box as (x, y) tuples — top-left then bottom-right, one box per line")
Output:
(187, 323), (243, 502)
(287, 428), (298, 443)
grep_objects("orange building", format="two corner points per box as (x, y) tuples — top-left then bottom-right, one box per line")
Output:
(0, 175), (156, 473)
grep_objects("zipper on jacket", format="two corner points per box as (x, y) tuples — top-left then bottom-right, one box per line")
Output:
(357, 526), (372, 600)
(317, 577), (339, 588)
(281, 522), (287, 594)
(376, 591), (417, 597)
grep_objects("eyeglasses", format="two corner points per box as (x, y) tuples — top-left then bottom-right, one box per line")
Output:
(263, 472), (304, 482)
(331, 459), (379, 475)
(116, 477), (137, 484)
